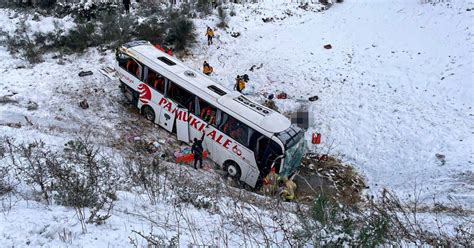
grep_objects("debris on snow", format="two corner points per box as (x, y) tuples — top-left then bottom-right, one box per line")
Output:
(276, 92), (288, 99)
(435, 153), (446, 165)
(78, 71), (93, 77)
(79, 99), (89, 109)
(249, 63), (263, 71)
(26, 101), (38, 111)
(262, 17), (274, 23)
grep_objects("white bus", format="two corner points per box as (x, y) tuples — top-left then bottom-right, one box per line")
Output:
(115, 40), (305, 188)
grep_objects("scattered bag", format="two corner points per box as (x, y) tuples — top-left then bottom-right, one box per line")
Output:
(312, 133), (321, 144)
(276, 92), (287, 99)
(78, 71), (93, 77)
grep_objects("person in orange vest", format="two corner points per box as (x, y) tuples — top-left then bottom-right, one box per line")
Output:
(262, 167), (280, 196)
(279, 177), (297, 201)
(206, 26), (215, 45)
(234, 75), (246, 93)
(202, 61), (213, 75)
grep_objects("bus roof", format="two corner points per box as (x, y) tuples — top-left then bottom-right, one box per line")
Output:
(123, 41), (291, 133)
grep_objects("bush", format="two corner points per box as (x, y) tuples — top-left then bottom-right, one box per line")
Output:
(196, 0), (211, 16)
(61, 22), (98, 54)
(217, 6), (228, 29)
(6, 18), (44, 63)
(5, 137), (119, 227)
(165, 11), (196, 51)
(0, 167), (14, 197)
(5, 3), (196, 62)
(229, 7), (236, 17)
(134, 16), (166, 46)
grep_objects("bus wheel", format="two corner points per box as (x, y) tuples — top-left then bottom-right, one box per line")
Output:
(142, 106), (155, 122)
(224, 161), (241, 180)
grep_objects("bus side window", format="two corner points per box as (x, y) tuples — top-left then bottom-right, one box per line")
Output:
(120, 58), (142, 80)
(197, 98), (217, 126)
(219, 112), (249, 146)
(167, 82), (195, 110)
(261, 139), (283, 172)
(117, 53), (129, 68)
(146, 68), (165, 94)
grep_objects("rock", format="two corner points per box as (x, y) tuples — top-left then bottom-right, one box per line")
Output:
(262, 17), (274, 23)
(323, 44), (332, 49)
(26, 101), (38, 111)
(308, 95), (319, 101)
(79, 99), (89, 109)
(230, 32), (240, 38)
(435, 153), (446, 165)
(78, 71), (93, 77)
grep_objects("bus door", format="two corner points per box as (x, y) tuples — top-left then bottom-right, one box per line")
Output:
(158, 101), (175, 132)
(176, 107), (189, 142)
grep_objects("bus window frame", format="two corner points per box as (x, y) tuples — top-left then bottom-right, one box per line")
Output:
(119, 55), (143, 81)
(166, 80), (195, 110)
(144, 66), (166, 94)
(197, 97), (219, 126)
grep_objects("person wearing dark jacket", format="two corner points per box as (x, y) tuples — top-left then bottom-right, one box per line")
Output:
(123, 0), (130, 14)
(191, 131), (206, 169)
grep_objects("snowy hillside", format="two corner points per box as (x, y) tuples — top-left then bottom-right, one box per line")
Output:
(189, 0), (474, 205)
(0, 0), (472, 246)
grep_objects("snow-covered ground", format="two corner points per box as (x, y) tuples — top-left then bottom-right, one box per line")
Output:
(189, 0), (474, 206)
(0, 0), (473, 246)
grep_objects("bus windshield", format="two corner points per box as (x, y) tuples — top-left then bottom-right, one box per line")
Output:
(276, 125), (305, 176)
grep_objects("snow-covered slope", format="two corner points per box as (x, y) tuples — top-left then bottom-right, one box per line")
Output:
(0, 0), (473, 246)
(190, 0), (474, 206)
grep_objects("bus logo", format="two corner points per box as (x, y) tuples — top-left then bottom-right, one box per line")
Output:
(138, 83), (152, 104)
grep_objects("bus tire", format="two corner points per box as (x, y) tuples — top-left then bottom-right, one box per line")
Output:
(224, 161), (241, 181)
(142, 105), (155, 122)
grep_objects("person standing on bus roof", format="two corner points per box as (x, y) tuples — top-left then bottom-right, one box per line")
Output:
(206, 27), (215, 46)
(203, 61), (213, 76)
(192, 131), (206, 169)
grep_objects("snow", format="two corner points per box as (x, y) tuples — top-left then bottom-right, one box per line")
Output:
(0, 0), (473, 246)
(190, 0), (474, 206)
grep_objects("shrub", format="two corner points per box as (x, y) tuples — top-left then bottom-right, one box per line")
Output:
(217, 6), (228, 29)
(5, 137), (119, 228)
(5, 139), (56, 203)
(165, 11), (196, 51)
(38, 0), (56, 8)
(0, 167), (14, 197)
(134, 16), (166, 46)
(196, 0), (211, 16)
(229, 7), (236, 17)
(61, 22), (98, 54)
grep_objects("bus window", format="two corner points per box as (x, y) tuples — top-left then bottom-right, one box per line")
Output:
(197, 98), (217, 126)
(145, 68), (165, 93)
(260, 138), (283, 173)
(219, 112), (249, 146)
(119, 57), (142, 80)
(167, 81), (195, 110)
